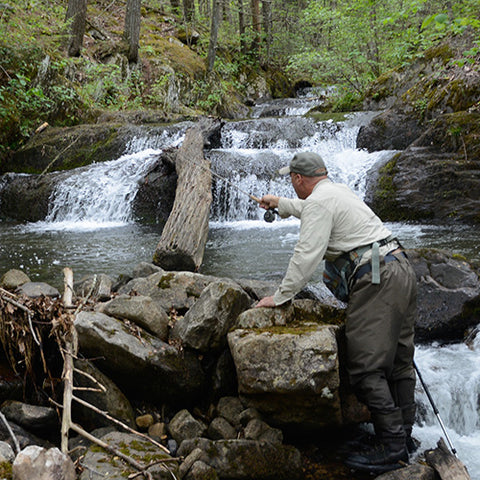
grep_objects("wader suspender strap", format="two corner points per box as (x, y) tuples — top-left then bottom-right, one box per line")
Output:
(371, 241), (381, 284)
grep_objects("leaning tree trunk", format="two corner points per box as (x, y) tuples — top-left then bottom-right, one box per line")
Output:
(152, 128), (212, 271)
(124, 0), (142, 63)
(65, 0), (87, 57)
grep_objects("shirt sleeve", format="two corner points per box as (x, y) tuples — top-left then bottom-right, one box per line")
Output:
(278, 197), (304, 219)
(273, 199), (333, 305)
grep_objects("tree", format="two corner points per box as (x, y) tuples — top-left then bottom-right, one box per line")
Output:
(124, 0), (142, 63)
(207, 0), (221, 73)
(183, 0), (196, 22)
(65, 0), (87, 57)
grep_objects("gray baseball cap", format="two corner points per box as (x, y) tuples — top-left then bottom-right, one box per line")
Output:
(279, 152), (327, 176)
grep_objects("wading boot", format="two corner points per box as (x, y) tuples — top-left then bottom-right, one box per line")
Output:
(344, 410), (408, 474)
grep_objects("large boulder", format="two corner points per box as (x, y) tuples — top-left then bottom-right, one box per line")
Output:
(172, 280), (252, 352)
(228, 301), (347, 429)
(74, 311), (207, 405)
(409, 249), (480, 342)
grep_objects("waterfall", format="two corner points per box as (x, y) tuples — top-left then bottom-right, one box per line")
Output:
(207, 113), (394, 222)
(414, 341), (480, 475)
(26, 131), (185, 232)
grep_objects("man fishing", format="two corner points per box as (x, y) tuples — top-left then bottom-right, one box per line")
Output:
(256, 151), (417, 474)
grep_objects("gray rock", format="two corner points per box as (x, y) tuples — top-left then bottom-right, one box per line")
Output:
(74, 311), (206, 404)
(0, 440), (14, 463)
(216, 396), (244, 428)
(172, 280), (252, 352)
(408, 249), (480, 342)
(132, 262), (164, 279)
(15, 282), (59, 298)
(1, 400), (57, 434)
(169, 409), (207, 444)
(118, 271), (219, 313)
(179, 447), (208, 479)
(12, 446), (76, 480)
(228, 320), (342, 429)
(186, 460), (219, 480)
(244, 418), (283, 444)
(178, 438), (302, 480)
(97, 294), (170, 340)
(0, 269), (30, 290)
(79, 431), (178, 480)
(207, 417), (237, 440)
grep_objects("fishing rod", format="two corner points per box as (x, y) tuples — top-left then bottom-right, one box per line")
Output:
(414, 360), (457, 456)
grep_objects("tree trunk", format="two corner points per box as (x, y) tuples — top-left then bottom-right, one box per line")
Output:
(124, 0), (142, 63)
(250, 0), (261, 56)
(238, 0), (246, 54)
(65, 0), (87, 57)
(153, 128), (212, 271)
(262, 0), (272, 64)
(207, 0), (221, 73)
(183, 0), (196, 22)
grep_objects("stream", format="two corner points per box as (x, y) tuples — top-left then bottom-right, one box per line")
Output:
(1, 93), (479, 477)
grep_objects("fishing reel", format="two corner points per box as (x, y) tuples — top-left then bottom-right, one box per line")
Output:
(264, 208), (279, 223)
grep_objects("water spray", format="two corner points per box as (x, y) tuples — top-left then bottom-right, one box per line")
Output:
(414, 360), (458, 456)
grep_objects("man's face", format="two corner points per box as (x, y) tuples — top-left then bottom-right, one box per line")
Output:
(290, 172), (309, 199)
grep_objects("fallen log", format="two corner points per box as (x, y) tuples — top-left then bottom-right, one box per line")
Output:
(424, 438), (471, 480)
(153, 127), (212, 271)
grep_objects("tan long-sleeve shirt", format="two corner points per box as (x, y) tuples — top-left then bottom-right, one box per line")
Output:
(273, 178), (392, 305)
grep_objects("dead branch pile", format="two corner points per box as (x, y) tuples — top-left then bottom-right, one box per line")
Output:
(0, 286), (75, 404)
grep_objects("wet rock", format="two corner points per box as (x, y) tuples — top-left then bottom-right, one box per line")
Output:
(15, 282), (60, 299)
(79, 431), (178, 480)
(0, 269), (30, 290)
(172, 280), (252, 352)
(178, 438), (303, 480)
(97, 294), (170, 340)
(0, 400), (57, 434)
(408, 249), (480, 342)
(12, 446), (76, 480)
(168, 409), (207, 444)
(74, 311), (207, 405)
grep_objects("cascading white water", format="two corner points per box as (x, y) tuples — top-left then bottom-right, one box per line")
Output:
(26, 132), (185, 232)
(208, 113), (394, 222)
(413, 340), (480, 477)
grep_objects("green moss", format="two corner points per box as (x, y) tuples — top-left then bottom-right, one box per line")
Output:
(158, 272), (175, 289)
(424, 43), (455, 64)
(0, 462), (12, 479)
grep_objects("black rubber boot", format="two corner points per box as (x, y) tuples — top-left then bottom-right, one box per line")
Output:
(344, 410), (408, 474)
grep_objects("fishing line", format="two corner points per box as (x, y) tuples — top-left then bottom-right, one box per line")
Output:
(184, 154), (280, 222)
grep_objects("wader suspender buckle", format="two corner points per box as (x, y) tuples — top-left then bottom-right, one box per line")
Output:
(371, 241), (380, 284)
